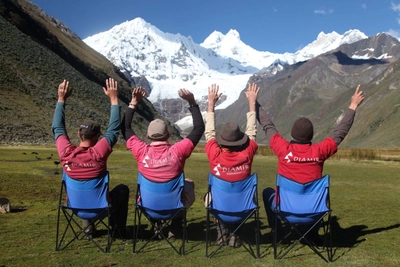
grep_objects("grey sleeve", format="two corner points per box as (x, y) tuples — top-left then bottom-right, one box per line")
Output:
(330, 108), (356, 145)
(256, 102), (278, 143)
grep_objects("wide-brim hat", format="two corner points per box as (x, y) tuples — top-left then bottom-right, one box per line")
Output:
(216, 122), (248, 147)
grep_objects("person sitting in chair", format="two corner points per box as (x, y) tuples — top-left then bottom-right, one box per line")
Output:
(257, 85), (365, 244)
(204, 83), (259, 248)
(52, 78), (130, 239)
(121, 86), (205, 238)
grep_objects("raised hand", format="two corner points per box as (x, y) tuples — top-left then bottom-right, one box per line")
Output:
(349, 84), (364, 110)
(178, 88), (196, 106)
(245, 83), (260, 112)
(103, 78), (118, 105)
(131, 86), (146, 104)
(57, 80), (72, 102)
(208, 84), (222, 108)
(245, 83), (259, 103)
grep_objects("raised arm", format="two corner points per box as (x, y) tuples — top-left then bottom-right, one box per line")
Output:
(331, 85), (365, 145)
(205, 84), (222, 141)
(245, 83), (259, 140)
(102, 78), (120, 147)
(122, 86), (147, 140)
(179, 88), (205, 146)
(256, 85), (279, 144)
(52, 80), (73, 140)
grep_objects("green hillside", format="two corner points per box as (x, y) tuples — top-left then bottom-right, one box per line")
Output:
(0, 0), (180, 145)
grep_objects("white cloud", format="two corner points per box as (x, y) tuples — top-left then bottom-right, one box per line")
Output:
(387, 29), (400, 39)
(391, 2), (400, 24)
(314, 8), (334, 15)
(391, 2), (400, 11)
(314, 9), (326, 14)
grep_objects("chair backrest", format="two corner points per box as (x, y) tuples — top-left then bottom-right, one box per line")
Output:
(62, 171), (109, 220)
(276, 173), (330, 224)
(137, 172), (185, 220)
(208, 173), (258, 223)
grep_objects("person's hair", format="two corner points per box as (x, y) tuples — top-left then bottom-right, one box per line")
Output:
(79, 130), (99, 141)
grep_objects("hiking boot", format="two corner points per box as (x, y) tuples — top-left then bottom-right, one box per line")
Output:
(229, 234), (242, 248)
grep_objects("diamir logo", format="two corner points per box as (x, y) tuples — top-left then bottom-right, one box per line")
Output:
(285, 152), (293, 163)
(142, 155), (150, 168)
(213, 163), (221, 176)
(64, 161), (71, 171)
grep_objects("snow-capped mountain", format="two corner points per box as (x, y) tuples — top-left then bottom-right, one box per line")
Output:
(84, 18), (369, 130)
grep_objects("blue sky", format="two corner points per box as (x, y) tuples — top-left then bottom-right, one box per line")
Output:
(30, 0), (400, 53)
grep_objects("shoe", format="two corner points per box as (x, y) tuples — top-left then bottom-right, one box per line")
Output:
(168, 218), (182, 239)
(113, 226), (130, 240)
(84, 225), (96, 240)
(229, 234), (242, 248)
(153, 221), (163, 240)
(167, 231), (175, 240)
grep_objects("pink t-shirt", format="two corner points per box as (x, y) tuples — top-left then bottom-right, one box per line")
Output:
(56, 135), (112, 179)
(126, 136), (195, 182)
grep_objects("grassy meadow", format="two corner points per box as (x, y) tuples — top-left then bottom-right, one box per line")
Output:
(0, 145), (399, 267)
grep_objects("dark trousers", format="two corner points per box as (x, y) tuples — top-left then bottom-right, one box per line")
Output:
(109, 184), (130, 233)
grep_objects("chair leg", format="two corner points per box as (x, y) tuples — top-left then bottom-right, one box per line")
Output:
(133, 209), (187, 255)
(216, 220), (229, 245)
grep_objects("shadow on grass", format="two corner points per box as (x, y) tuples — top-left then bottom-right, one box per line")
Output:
(331, 215), (400, 260)
(126, 216), (267, 256)
(256, 215), (400, 260)
(186, 217), (267, 242)
(10, 206), (27, 213)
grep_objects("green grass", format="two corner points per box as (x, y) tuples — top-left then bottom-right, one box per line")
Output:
(0, 146), (399, 267)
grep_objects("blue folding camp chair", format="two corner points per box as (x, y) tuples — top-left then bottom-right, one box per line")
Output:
(133, 172), (187, 255)
(56, 171), (117, 253)
(273, 174), (332, 262)
(205, 173), (260, 259)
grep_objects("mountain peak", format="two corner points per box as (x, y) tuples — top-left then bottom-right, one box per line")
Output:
(316, 31), (339, 40)
(226, 29), (240, 39)
(294, 29), (367, 61)
(83, 18), (370, 125)
(202, 30), (225, 46)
